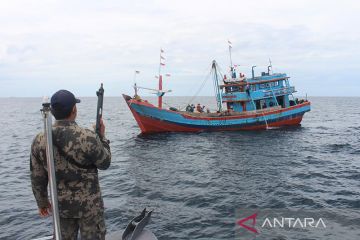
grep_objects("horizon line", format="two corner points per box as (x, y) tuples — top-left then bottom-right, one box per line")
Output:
(1, 95), (360, 98)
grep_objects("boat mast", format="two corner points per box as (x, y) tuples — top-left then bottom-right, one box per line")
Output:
(41, 97), (62, 240)
(158, 75), (163, 108)
(228, 40), (233, 75)
(158, 49), (165, 108)
(212, 60), (223, 112)
(133, 70), (140, 97)
(158, 49), (162, 78)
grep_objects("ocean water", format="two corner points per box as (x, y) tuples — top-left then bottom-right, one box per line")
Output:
(0, 96), (359, 239)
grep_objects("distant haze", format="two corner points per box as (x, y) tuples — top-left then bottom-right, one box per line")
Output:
(0, 0), (359, 97)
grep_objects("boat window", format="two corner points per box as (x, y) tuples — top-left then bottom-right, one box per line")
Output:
(276, 96), (285, 108)
(260, 99), (267, 109)
(255, 100), (261, 110)
(225, 86), (240, 93)
(271, 81), (279, 87)
(259, 81), (279, 89)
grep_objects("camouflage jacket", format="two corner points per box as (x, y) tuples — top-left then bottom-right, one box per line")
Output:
(30, 120), (111, 218)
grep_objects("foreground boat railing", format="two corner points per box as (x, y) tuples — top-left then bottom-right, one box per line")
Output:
(31, 98), (62, 240)
(42, 98), (62, 240)
(33, 236), (53, 240)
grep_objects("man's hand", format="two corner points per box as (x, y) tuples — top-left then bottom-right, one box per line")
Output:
(93, 118), (106, 138)
(38, 202), (52, 217)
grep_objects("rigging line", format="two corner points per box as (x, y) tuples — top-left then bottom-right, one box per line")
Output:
(215, 63), (225, 78)
(249, 92), (269, 129)
(181, 63), (213, 110)
(260, 108), (269, 129)
(162, 101), (178, 110)
(213, 61), (226, 112)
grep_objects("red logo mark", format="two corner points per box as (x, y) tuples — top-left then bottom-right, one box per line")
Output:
(237, 213), (258, 234)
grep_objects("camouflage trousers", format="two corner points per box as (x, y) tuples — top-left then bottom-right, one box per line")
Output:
(59, 214), (106, 240)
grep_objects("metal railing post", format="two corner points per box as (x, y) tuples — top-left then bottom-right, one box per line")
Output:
(42, 98), (62, 240)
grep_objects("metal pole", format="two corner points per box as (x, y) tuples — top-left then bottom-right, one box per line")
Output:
(248, 92), (268, 129)
(268, 82), (280, 106)
(285, 79), (297, 105)
(229, 45), (233, 70)
(212, 60), (223, 112)
(41, 98), (62, 240)
(158, 75), (163, 108)
(158, 49), (163, 78)
(252, 66), (256, 79)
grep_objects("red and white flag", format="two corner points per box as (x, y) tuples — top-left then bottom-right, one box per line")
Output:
(160, 48), (165, 67)
(228, 40), (232, 48)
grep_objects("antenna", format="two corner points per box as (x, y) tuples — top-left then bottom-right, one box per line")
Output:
(268, 58), (273, 74)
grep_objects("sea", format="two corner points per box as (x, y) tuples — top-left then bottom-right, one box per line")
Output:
(0, 96), (359, 240)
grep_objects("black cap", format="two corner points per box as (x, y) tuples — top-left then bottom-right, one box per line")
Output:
(51, 90), (80, 119)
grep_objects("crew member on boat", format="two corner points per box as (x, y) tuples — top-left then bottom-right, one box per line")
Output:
(262, 102), (267, 109)
(196, 103), (204, 113)
(245, 83), (250, 95)
(30, 90), (111, 240)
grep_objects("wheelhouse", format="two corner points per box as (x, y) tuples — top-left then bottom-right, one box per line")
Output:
(220, 68), (300, 113)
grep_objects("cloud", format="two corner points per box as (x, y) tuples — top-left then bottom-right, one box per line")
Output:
(0, 0), (359, 97)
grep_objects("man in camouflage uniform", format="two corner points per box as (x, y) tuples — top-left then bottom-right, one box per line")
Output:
(30, 90), (111, 240)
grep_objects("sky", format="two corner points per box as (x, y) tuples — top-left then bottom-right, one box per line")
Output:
(0, 0), (359, 97)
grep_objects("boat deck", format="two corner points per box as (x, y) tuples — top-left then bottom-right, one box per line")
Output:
(178, 105), (283, 118)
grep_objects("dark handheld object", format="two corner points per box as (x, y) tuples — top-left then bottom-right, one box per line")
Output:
(96, 83), (104, 136)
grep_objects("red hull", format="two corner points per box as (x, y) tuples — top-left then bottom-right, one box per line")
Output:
(131, 110), (303, 133)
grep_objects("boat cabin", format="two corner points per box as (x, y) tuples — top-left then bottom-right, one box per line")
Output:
(220, 69), (297, 113)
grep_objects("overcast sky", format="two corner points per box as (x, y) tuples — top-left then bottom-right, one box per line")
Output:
(0, 0), (359, 97)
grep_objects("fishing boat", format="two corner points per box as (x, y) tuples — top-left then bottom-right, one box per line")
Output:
(123, 48), (311, 134)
